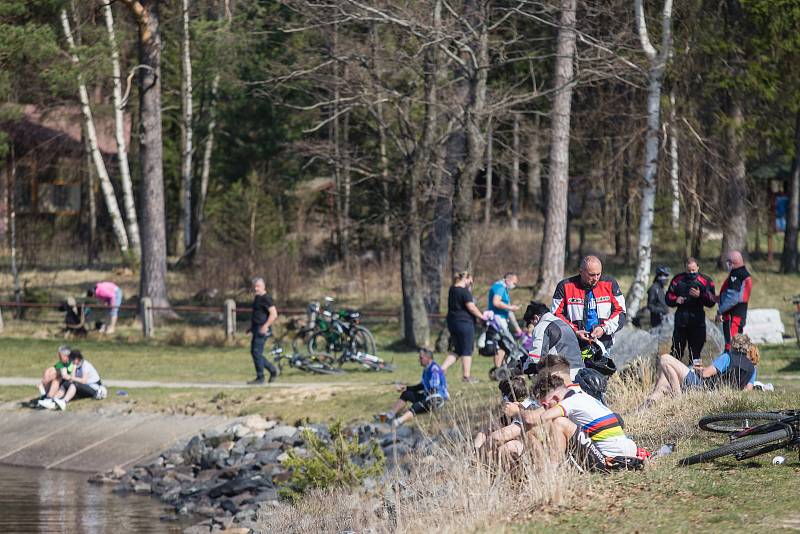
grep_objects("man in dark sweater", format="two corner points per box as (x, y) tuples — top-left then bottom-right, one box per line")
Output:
(665, 257), (716, 363)
(646, 266), (671, 328)
(248, 277), (279, 384)
(717, 250), (753, 352)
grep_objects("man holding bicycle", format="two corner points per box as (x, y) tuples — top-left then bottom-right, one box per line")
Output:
(248, 277), (279, 384)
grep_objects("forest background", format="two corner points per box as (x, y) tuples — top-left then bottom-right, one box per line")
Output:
(2, 0), (800, 347)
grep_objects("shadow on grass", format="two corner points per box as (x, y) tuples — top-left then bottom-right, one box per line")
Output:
(780, 358), (800, 373)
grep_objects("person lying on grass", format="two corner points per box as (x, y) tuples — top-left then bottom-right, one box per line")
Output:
(474, 376), (538, 450)
(493, 374), (639, 471)
(643, 333), (759, 407)
(37, 345), (73, 409)
(40, 350), (107, 411)
(475, 355), (578, 452)
(376, 348), (448, 427)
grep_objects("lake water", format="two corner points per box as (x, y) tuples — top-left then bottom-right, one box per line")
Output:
(0, 465), (191, 534)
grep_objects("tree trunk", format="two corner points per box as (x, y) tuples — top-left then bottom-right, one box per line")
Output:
(720, 98), (748, 260)
(781, 109), (800, 272)
(178, 0), (194, 256)
(61, 9), (130, 259)
(484, 117), (493, 227)
(510, 113), (520, 230)
(450, 0), (489, 274)
(526, 115), (542, 210)
(102, 0), (141, 259)
(9, 147), (21, 310)
(669, 90), (680, 230)
(82, 127), (98, 265)
(194, 73), (219, 258)
(535, 0), (576, 302)
(627, 0), (673, 318)
(422, 136), (453, 314)
(123, 0), (172, 311)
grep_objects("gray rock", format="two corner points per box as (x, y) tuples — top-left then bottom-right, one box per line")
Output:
(610, 327), (658, 369)
(263, 425), (297, 442)
(256, 450), (281, 465)
(203, 430), (226, 449)
(184, 436), (206, 465)
(648, 315), (724, 359)
(133, 482), (151, 494)
(743, 308), (785, 344)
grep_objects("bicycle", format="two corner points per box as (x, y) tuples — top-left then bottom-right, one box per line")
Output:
(268, 343), (345, 376)
(307, 307), (376, 357)
(678, 410), (800, 466)
(311, 323), (394, 372)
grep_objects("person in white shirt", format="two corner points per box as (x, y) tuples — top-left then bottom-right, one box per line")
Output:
(48, 350), (106, 410)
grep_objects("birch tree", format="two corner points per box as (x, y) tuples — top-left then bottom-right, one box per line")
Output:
(535, 0), (577, 302)
(60, 8), (131, 258)
(626, 0), (673, 318)
(668, 91), (680, 230)
(102, 0), (141, 260)
(510, 112), (520, 230)
(178, 0), (194, 256)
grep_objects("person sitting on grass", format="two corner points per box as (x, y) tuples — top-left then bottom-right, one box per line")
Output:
(37, 345), (73, 409)
(643, 333), (759, 407)
(495, 373), (638, 470)
(44, 350), (107, 411)
(474, 376), (538, 451)
(377, 348), (448, 427)
(475, 355), (580, 453)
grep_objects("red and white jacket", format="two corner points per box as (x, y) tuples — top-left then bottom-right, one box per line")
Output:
(551, 274), (627, 346)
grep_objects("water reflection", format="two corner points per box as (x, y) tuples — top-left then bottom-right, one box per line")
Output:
(0, 465), (188, 534)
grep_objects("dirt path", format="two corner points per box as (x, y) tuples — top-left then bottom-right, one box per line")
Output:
(0, 377), (359, 389)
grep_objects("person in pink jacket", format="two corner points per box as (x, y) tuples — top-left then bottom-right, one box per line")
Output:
(88, 281), (123, 334)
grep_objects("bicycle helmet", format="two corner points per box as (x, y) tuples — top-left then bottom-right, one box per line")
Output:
(585, 353), (617, 376)
(575, 368), (608, 404)
(655, 266), (671, 278)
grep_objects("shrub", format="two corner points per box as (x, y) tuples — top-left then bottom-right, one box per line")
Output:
(278, 421), (385, 502)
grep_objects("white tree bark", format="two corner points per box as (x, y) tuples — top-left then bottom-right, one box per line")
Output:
(179, 0), (194, 255)
(526, 115), (542, 204)
(627, 0), (673, 318)
(102, 1), (141, 259)
(484, 117), (493, 227)
(61, 9), (130, 256)
(510, 113), (520, 230)
(669, 91), (680, 230)
(194, 73), (219, 256)
(535, 0), (577, 302)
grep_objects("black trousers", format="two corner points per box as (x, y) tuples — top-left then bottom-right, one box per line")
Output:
(671, 325), (705, 363)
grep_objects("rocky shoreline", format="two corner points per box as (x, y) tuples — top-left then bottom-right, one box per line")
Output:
(97, 415), (428, 533)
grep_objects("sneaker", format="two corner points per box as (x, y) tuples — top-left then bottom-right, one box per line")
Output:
(268, 369), (280, 383)
(38, 398), (55, 410)
(53, 398), (66, 411)
(247, 378), (265, 385)
(462, 376), (480, 384)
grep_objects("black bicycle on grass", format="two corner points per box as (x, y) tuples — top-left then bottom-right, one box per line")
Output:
(268, 344), (344, 376)
(679, 410), (800, 466)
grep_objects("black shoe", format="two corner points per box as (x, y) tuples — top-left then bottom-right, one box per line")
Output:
(247, 378), (265, 385)
(267, 373), (277, 384)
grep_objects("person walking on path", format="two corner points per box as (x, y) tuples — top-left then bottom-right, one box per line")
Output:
(717, 251), (752, 351)
(88, 281), (123, 334)
(248, 277), (279, 384)
(665, 258), (716, 364)
(551, 256), (626, 351)
(487, 272), (521, 370)
(441, 271), (485, 383)
(646, 266), (671, 328)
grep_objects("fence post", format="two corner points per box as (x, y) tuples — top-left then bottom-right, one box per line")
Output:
(0, 305), (4, 332)
(224, 299), (236, 339)
(141, 297), (154, 338)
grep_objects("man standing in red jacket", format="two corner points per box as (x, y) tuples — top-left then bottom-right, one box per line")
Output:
(717, 250), (752, 351)
(551, 256), (627, 351)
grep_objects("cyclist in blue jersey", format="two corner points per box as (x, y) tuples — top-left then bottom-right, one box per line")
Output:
(377, 348), (448, 426)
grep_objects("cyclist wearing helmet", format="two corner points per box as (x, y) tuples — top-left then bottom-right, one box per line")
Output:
(377, 348), (448, 427)
(521, 301), (582, 378)
(646, 266), (670, 328)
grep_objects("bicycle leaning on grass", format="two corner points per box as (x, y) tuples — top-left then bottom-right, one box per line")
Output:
(267, 341), (345, 376)
(679, 410), (800, 466)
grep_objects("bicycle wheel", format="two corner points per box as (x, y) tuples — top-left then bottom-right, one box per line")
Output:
(308, 331), (336, 355)
(291, 328), (315, 354)
(699, 412), (790, 434)
(678, 428), (792, 466)
(304, 362), (346, 375)
(353, 326), (377, 355)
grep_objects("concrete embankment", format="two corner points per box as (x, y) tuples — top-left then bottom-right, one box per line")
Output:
(0, 410), (228, 473)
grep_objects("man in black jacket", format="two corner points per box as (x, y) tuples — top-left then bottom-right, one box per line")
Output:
(665, 258), (716, 364)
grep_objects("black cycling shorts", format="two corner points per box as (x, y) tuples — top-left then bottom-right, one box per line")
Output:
(64, 381), (99, 400)
(400, 389), (431, 415)
(447, 320), (474, 357)
(567, 428), (609, 472)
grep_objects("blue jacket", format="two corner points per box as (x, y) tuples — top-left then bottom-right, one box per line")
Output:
(421, 362), (449, 400)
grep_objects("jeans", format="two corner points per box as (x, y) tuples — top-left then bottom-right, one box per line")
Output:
(250, 331), (277, 380)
